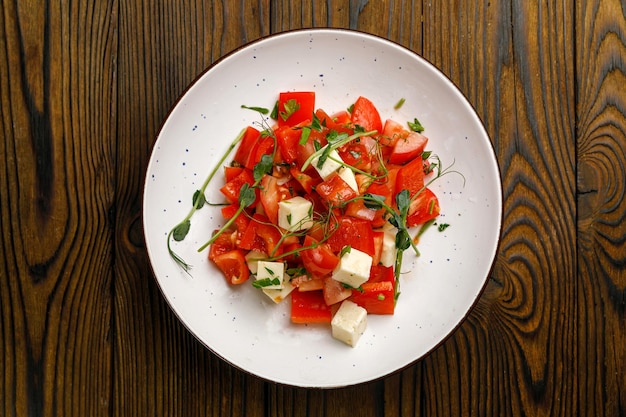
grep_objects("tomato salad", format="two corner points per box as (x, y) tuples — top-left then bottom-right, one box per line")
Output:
(168, 92), (449, 347)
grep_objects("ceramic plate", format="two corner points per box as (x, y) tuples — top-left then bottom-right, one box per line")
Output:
(143, 29), (502, 388)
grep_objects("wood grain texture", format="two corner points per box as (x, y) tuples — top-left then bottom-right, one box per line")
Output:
(420, 1), (579, 416)
(0, 0), (116, 416)
(576, 0), (626, 415)
(113, 0), (268, 416)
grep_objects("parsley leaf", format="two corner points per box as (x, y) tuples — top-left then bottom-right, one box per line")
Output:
(280, 99), (300, 121)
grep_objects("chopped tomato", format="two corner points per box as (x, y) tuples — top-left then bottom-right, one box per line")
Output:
(212, 249), (250, 285)
(275, 123), (305, 164)
(368, 265), (395, 284)
(316, 173), (358, 206)
(219, 168), (258, 208)
(326, 216), (375, 257)
(220, 204), (250, 235)
(344, 199), (377, 222)
(291, 289), (332, 323)
(300, 235), (339, 278)
(380, 118), (409, 147)
(315, 109), (353, 135)
(338, 141), (372, 171)
(395, 156), (425, 198)
(290, 166), (321, 194)
(224, 166), (244, 182)
(292, 276), (325, 291)
(406, 187), (440, 227)
(351, 96), (383, 133)
(350, 280), (395, 314)
(323, 277), (352, 306)
(207, 229), (236, 261)
(252, 136), (276, 166)
(232, 126), (262, 169)
(239, 213), (284, 256)
(259, 174), (290, 225)
(277, 91), (315, 127)
(388, 131), (428, 165)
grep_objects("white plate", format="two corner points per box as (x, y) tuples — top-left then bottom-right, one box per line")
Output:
(143, 29), (502, 388)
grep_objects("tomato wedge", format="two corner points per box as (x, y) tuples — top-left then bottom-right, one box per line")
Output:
(232, 126), (262, 169)
(220, 168), (257, 207)
(300, 235), (339, 278)
(351, 96), (383, 133)
(388, 131), (428, 165)
(323, 277), (352, 306)
(406, 187), (441, 227)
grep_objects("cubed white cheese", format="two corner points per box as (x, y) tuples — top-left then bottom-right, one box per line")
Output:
(310, 147), (358, 192)
(331, 300), (368, 347)
(263, 282), (296, 303)
(245, 250), (266, 274)
(255, 261), (285, 290)
(379, 226), (397, 267)
(332, 246), (372, 288)
(278, 196), (314, 231)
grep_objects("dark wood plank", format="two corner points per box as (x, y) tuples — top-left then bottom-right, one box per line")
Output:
(576, 0), (626, 415)
(420, 1), (578, 416)
(113, 1), (268, 416)
(0, 1), (117, 416)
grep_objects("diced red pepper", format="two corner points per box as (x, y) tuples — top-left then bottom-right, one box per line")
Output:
(291, 289), (332, 323)
(350, 280), (395, 314)
(212, 249), (250, 285)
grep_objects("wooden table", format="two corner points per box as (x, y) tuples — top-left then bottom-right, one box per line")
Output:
(2, 1), (625, 415)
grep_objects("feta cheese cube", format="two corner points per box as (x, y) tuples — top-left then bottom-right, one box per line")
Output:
(331, 300), (368, 347)
(245, 250), (266, 274)
(263, 282), (296, 303)
(379, 226), (397, 267)
(332, 246), (372, 288)
(255, 261), (285, 290)
(278, 196), (314, 231)
(311, 147), (358, 192)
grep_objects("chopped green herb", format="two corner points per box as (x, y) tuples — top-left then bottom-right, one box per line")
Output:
(408, 117), (425, 133)
(241, 104), (270, 115)
(394, 98), (406, 109)
(340, 245), (352, 257)
(280, 99), (300, 121)
(252, 277), (281, 288)
(438, 223), (450, 232)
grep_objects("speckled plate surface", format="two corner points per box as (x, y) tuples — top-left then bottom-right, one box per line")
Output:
(143, 29), (502, 388)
